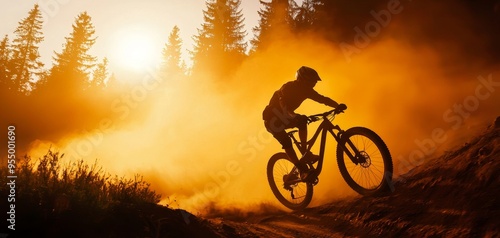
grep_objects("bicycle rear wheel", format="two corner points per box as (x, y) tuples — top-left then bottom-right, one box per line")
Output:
(267, 152), (313, 210)
(337, 127), (393, 195)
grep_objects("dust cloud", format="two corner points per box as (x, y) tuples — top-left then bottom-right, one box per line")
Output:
(16, 0), (500, 215)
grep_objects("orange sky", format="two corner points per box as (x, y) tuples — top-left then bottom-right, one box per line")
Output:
(0, 0), (272, 72)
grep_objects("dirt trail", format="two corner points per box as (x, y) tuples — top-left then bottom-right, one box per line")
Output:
(202, 119), (500, 237)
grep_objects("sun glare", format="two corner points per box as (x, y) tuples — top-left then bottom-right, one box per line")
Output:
(111, 27), (159, 71)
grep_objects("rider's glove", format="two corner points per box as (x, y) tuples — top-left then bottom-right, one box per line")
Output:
(335, 103), (347, 113)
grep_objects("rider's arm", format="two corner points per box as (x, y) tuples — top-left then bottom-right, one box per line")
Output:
(309, 90), (339, 108)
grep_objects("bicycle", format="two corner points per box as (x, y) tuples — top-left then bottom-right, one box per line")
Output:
(267, 107), (393, 210)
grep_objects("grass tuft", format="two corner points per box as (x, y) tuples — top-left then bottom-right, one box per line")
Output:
(1, 150), (162, 236)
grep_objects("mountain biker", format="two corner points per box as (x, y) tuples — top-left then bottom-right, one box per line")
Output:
(263, 66), (346, 181)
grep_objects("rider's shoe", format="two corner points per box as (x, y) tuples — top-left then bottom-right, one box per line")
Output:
(300, 169), (312, 181)
(301, 152), (320, 164)
(297, 163), (314, 181)
(283, 172), (298, 183)
(300, 167), (318, 182)
(293, 162), (307, 180)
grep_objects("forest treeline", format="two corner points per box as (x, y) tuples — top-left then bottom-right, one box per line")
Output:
(1, 0), (499, 150)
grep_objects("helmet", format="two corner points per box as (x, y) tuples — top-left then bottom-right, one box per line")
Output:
(296, 66), (321, 82)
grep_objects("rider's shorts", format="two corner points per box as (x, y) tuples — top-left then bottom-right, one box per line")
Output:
(264, 114), (307, 149)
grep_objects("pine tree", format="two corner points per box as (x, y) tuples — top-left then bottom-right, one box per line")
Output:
(10, 4), (44, 93)
(250, 0), (296, 52)
(0, 35), (12, 92)
(192, 0), (247, 77)
(311, 0), (385, 42)
(294, 0), (318, 31)
(49, 12), (97, 91)
(91, 57), (108, 89)
(105, 72), (120, 90)
(161, 26), (184, 77)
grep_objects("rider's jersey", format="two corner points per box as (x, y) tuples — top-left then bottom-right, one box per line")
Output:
(263, 80), (335, 120)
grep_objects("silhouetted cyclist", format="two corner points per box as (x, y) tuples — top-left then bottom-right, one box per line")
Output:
(263, 66), (346, 180)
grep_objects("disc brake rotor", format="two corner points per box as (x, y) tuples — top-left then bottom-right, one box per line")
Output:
(359, 151), (372, 168)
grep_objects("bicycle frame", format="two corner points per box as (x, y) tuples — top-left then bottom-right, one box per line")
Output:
(288, 113), (362, 178)
(270, 109), (393, 209)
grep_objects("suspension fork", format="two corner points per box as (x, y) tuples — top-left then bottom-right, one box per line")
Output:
(329, 126), (362, 165)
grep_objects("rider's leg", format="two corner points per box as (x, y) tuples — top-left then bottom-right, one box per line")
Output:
(284, 146), (310, 177)
(297, 116), (308, 151)
(264, 117), (310, 178)
(274, 130), (309, 174)
(299, 127), (307, 151)
(297, 115), (319, 163)
(284, 147), (300, 166)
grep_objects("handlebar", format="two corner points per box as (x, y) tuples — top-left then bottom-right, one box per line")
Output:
(307, 104), (347, 123)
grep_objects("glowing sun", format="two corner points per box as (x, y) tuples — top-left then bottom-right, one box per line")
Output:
(111, 28), (159, 71)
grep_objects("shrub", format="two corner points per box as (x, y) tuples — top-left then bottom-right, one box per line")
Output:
(0, 150), (161, 235)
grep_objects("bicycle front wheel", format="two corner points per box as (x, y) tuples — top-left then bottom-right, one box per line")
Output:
(267, 152), (313, 210)
(337, 127), (393, 195)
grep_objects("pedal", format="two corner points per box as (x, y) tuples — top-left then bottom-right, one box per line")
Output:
(304, 171), (319, 185)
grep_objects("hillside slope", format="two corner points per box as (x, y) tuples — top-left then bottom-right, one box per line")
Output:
(208, 118), (500, 237)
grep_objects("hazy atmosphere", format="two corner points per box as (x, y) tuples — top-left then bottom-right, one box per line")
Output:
(1, 0), (499, 236)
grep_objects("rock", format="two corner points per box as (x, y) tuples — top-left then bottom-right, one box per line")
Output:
(495, 116), (500, 128)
